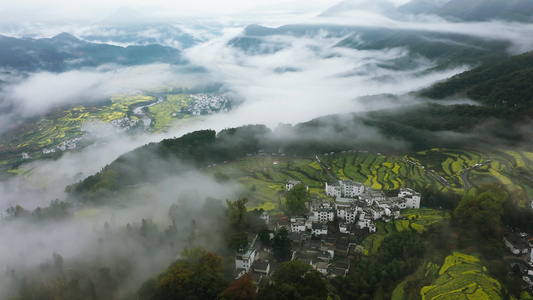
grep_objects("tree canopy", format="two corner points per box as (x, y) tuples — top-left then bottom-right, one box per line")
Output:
(285, 184), (309, 215)
(141, 247), (227, 300)
(259, 260), (328, 300)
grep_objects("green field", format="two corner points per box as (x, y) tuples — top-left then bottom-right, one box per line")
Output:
(148, 94), (195, 132)
(421, 252), (502, 300)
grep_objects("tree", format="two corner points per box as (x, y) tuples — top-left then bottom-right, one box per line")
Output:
(272, 227), (292, 262)
(5, 205), (28, 218)
(227, 198), (249, 230)
(221, 273), (256, 300)
(229, 232), (249, 251)
(149, 248), (227, 300)
(52, 252), (63, 273)
(258, 226), (273, 247)
(336, 230), (424, 299)
(260, 260), (328, 300)
(453, 183), (508, 259)
(512, 264), (522, 276)
(285, 184), (309, 215)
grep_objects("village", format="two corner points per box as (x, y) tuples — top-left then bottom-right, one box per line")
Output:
(231, 175), (533, 292)
(232, 179), (422, 283)
(175, 93), (230, 117)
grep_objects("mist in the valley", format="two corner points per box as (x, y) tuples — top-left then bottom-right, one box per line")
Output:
(0, 154), (242, 298)
(1, 0), (533, 298)
(0, 64), (204, 120)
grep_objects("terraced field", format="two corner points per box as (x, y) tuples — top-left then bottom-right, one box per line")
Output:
(401, 208), (447, 232)
(320, 152), (440, 191)
(206, 156), (327, 212)
(421, 252), (502, 300)
(206, 148), (533, 212)
(408, 148), (488, 188)
(360, 209), (446, 255)
(361, 221), (395, 255)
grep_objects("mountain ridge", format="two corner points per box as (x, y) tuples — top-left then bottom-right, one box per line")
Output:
(0, 33), (183, 72)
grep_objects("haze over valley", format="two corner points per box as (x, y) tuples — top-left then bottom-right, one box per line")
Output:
(2, 0), (533, 299)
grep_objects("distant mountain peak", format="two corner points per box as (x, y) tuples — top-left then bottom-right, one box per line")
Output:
(319, 0), (397, 17)
(48, 32), (87, 47)
(50, 32), (79, 41)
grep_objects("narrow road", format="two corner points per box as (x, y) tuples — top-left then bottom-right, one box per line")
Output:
(316, 155), (339, 182)
(404, 158), (492, 190)
(457, 161), (492, 190)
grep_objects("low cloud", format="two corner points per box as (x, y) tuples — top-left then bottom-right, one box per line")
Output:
(183, 27), (470, 129)
(315, 11), (533, 54)
(0, 159), (241, 297)
(0, 64), (202, 118)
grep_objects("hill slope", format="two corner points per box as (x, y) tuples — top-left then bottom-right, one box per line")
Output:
(420, 50), (533, 116)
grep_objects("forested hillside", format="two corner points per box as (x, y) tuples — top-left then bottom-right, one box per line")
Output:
(421, 50), (533, 117)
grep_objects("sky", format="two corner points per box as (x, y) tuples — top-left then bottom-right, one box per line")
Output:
(0, 0), (415, 25)
(0, 0), (341, 20)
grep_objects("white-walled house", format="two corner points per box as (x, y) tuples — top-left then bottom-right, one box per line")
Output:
(326, 180), (365, 197)
(291, 218), (307, 233)
(253, 261), (270, 276)
(312, 222), (328, 236)
(341, 180), (365, 197)
(398, 188), (421, 209)
(310, 198), (331, 210)
(325, 182), (342, 197)
(313, 208), (335, 223)
(504, 235), (528, 255)
(259, 211), (270, 224)
(286, 180), (308, 191)
(235, 248), (257, 273)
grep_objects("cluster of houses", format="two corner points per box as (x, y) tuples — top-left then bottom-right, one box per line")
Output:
(233, 179), (422, 281)
(177, 93), (230, 116)
(323, 180), (421, 233)
(502, 228), (533, 290)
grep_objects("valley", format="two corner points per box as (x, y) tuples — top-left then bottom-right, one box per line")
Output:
(1, 0), (533, 299)
(0, 87), (230, 172)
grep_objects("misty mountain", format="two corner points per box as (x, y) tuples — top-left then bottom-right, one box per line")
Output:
(322, 0), (533, 23)
(421, 50), (533, 115)
(319, 0), (396, 17)
(228, 24), (356, 53)
(79, 6), (202, 49)
(433, 0), (533, 22)
(396, 0), (444, 15)
(69, 125), (275, 202)
(69, 49), (533, 200)
(70, 102), (528, 201)
(336, 28), (510, 66)
(0, 33), (183, 72)
(229, 24), (510, 68)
